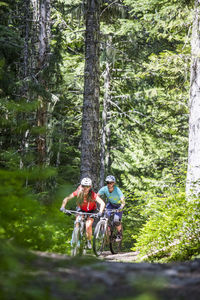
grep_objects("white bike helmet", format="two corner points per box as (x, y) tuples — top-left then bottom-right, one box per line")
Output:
(105, 175), (116, 183)
(81, 177), (92, 186)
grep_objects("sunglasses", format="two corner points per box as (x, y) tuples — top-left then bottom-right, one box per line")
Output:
(82, 185), (91, 188)
(106, 182), (114, 185)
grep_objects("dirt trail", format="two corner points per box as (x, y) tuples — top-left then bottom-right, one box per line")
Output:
(30, 250), (200, 300)
(100, 250), (139, 262)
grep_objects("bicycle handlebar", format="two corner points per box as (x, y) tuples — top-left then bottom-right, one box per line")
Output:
(60, 208), (98, 218)
(105, 208), (123, 213)
(60, 208), (122, 217)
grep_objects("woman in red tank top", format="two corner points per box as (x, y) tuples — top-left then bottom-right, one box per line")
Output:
(60, 177), (105, 249)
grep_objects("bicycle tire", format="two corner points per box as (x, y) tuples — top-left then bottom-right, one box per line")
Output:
(93, 219), (106, 256)
(109, 225), (122, 254)
(71, 227), (82, 256)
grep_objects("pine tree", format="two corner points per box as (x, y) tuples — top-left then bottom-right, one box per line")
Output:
(186, 0), (200, 197)
(80, 0), (101, 190)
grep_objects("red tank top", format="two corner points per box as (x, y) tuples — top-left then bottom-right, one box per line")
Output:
(73, 187), (97, 212)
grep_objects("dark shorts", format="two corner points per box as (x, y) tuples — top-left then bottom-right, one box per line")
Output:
(106, 202), (123, 220)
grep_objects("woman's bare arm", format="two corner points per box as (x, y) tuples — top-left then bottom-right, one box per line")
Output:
(61, 192), (74, 209)
(120, 197), (125, 209)
(96, 195), (105, 213)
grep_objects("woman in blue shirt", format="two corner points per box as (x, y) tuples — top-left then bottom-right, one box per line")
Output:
(98, 175), (125, 241)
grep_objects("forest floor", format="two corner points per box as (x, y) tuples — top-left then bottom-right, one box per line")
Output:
(21, 250), (200, 300)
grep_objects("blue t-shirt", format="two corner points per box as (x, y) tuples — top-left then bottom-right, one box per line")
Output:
(98, 185), (124, 205)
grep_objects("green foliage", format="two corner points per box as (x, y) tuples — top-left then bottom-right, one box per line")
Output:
(169, 197), (200, 261)
(133, 191), (200, 262)
(122, 191), (146, 250)
(0, 0), (22, 94)
(96, 0), (190, 202)
(0, 242), (99, 300)
(0, 169), (75, 254)
(0, 243), (42, 300)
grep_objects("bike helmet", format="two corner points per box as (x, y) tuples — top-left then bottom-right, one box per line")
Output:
(81, 177), (92, 186)
(105, 175), (116, 183)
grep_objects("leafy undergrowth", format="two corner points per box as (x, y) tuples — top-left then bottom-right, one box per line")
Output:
(133, 191), (200, 262)
(0, 241), (99, 300)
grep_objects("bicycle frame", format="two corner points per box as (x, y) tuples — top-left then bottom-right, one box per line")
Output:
(62, 209), (97, 256)
(93, 208), (123, 256)
(104, 208), (121, 231)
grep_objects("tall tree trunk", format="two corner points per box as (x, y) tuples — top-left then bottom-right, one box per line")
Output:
(80, 0), (100, 191)
(17, 0), (32, 170)
(105, 111), (111, 174)
(46, 94), (59, 166)
(186, 0), (200, 197)
(99, 60), (110, 188)
(36, 0), (51, 166)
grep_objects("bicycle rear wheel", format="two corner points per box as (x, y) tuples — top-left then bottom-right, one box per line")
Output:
(71, 227), (82, 256)
(109, 226), (122, 254)
(93, 220), (106, 256)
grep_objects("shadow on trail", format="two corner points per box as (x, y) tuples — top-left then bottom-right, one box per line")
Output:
(1, 247), (200, 300)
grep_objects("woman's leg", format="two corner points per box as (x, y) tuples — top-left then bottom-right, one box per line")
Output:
(86, 217), (94, 240)
(75, 215), (80, 228)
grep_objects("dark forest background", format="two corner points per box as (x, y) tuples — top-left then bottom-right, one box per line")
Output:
(1, 1), (200, 285)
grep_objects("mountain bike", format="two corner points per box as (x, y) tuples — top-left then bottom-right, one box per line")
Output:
(93, 208), (123, 256)
(61, 209), (97, 256)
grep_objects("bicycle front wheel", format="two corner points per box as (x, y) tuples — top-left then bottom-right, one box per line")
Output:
(93, 219), (106, 256)
(71, 227), (82, 256)
(109, 226), (122, 254)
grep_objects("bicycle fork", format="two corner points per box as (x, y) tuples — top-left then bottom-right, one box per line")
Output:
(99, 217), (109, 242)
(71, 217), (82, 246)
